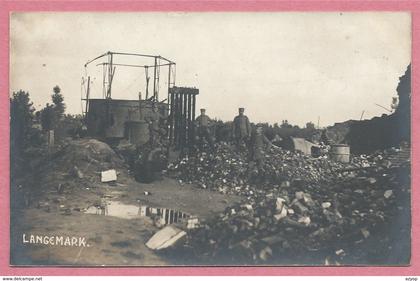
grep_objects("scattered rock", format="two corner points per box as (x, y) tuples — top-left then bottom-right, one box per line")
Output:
(384, 190), (393, 199)
(322, 202), (331, 209)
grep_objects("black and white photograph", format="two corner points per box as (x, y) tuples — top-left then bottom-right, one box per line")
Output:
(9, 12), (411, 266)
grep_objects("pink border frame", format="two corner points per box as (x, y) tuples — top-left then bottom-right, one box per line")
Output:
(0, 0), (419, 276)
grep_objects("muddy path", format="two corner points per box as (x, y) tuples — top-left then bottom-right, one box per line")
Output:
(11, 177), (243, 266)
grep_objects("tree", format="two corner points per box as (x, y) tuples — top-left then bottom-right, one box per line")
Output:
(10, 90), (40, 179)
(306, 122), (315, 130)
(281, 120), (292, 129)
(214, 120), (232, 142)
(52, 85), (62, 101)
(40, 85), (66, 131)
(10, 90), (35, 152)
(40, 103), (55, 131)
(51, 85), (65, 122)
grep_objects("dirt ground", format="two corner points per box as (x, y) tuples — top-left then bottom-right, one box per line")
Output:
(10, 139), (410, 266)
(10, 176), (243, 266)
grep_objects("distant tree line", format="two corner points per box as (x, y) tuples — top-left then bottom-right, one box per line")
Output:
(212, 119), (319, 143)
(11, 63), (409, 163)
(10, 85), (85, 179)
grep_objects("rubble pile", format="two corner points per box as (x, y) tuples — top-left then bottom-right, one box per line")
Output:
(186, 163), (410, 265)
(168, 142), (406, 195)
(115, 141), (168, 183)
(169, 143), (249, 192)
(166, 143), (410, 264)
(35, 138), (130, 190)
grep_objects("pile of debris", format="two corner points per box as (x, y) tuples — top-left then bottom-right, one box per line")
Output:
(33, 138), (130, 191)
(168, 142), (406, 196)
(165, 143), (410, 264)
(185, 163), (410, 265)
(115, 140), (168, 183)
(168, 143), (249, 192)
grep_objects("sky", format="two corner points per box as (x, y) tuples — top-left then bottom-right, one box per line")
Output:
(10, 12), (411, 127)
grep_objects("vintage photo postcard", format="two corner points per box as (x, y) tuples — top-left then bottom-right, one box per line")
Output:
(9, 12), (411, 266)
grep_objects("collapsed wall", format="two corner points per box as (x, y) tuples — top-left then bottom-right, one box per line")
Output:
(327, 64), (411, 154)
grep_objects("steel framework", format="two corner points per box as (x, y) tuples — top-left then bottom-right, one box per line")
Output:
(82, 51), (176, 116)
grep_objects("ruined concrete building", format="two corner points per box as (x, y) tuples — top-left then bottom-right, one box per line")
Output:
(82, 51), (199, 148)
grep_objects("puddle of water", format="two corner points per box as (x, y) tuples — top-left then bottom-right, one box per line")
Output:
(85, 200), (199, 228)
(85, 201), (139, 219)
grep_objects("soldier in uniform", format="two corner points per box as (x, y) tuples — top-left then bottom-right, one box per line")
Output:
(321, 129), (331, 145)
(195, 108), (214, 149)
(146, 103), (164, 147)
(249, 125), (279, 184)
(232, 107), (252, 150)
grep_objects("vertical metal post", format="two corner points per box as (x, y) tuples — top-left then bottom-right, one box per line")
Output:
(156, 59), (160, 101)
(145, 66), (150, 100)
(174, 93), (180, 147)
(183, 93), (187, 148)
(192, 93), (196, 145)
(172, 64), (176, 86)
(178, 93), (183, 148)
(167, 64), (172, 106)
(138, 92), (143, 120)
(102, 64), (106, 99)
(169, 90), (174, 145)
(167, 64), (172, 144)
(187, 93), (192, 148)
(85, 76), (90, 121)
(179, 93), (183, 148)
(106, 53), (114, 99)
(153, 56), (157, 101)
(108, 53), (112, 98)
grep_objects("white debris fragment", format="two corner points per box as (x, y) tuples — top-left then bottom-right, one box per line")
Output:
(275, 197), (286, 211)
(384, 190), (393, 199)
(298, 216), (311, 226)
(274, 207), (288, 221)
(101, 169), (117, 182)
(361, 228), (370, 239)
(335, 249), (345, 256)
(322, 202), (332, 209)
(367, 177), (377, 184)
(242, 204), (253, 211)
(146, 225), (187, 250)
(295, 191), (304, 200)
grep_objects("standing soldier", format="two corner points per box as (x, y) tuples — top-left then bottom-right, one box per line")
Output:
(232, 107), (252, 150)
(146, 103), (163, 147)
(320, 129), (331, 145)
(249, 126), (279, 184)
(195, 108), (214, 149)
